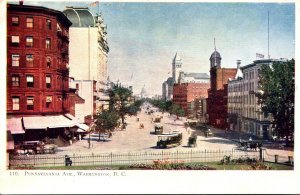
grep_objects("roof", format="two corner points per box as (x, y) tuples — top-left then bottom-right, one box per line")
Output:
(8, 4), (72, 27)
(23, 115), (78, 129)
(241, 59), (284, 70)
(210, 51), (221, 60)
(166, 77), (174, 85)
(63, 7), (95, 27)
(6, 117), (25, 134)
(173, 52), (182, 62)
(74, 94), (85, 104)
(235, 68), (243, 79)
(182, 73), (210, 79)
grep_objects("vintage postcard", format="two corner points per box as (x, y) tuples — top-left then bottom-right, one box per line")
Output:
(0, 0), (299, 194)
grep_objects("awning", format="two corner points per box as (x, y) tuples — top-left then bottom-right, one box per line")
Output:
(77, 123), (89, 132)
(23, 115), (78, 129)
(76, 129), (85, 133)
(6, 117), (25, 134)
(7, 130), (14, 150)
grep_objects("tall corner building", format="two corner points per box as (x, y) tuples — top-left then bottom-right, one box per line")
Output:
(207, 48), (237, 129)
(6, 3), (86, 147)
(63, 7), (109, 119)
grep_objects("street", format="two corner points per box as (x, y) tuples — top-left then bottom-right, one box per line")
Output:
(54, 103), (293, 163)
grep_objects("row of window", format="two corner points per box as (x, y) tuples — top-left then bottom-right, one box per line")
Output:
(228, 95), (256, 105)
(11, 16), (52, 30)
(11, 54), (52, 68)
(12, 95), (57, 111)
(11, 74), (52, 88)
(11, 35), (51, 48)
(228, 82), (255, 92)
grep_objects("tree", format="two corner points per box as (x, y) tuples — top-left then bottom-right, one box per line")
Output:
(169, 103), (185, 118)
(256, 59), (294, 144)
(95, 110), (119, 141)
(106, 84), (133, 124)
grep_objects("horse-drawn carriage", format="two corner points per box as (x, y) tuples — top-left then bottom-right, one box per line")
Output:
(15, 141), (57, 155)
(188, 135), (197, 147)
(239, 140), (263, 151)
(154, 123), (163, 134)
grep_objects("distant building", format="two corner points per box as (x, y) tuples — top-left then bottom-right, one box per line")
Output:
(228, 59), (285, 138)
(162, 53), (182, 100)
(173, 82), (210, 118)
(207, 47), (237, 129)
(6, 3), (87, 147)
(178, 72), (210, 84)
(63, 7), (109, 120)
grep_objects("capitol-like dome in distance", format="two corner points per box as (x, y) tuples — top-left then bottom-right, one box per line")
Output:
(63, 7), (95, 27)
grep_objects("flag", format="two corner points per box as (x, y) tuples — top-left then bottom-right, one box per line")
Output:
(90, 1), (99, 6)
(256, 53), (264, 59)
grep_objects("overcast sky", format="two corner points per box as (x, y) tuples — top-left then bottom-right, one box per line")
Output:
(10, 1), (295, 96)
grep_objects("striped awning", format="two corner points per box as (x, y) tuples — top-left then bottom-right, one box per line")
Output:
(6, 117), (25, 134)
(23, 115), (78, 129)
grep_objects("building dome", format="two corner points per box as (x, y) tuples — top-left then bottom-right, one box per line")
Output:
(63, 7), (95, 27)
(209, 51), (221, 60)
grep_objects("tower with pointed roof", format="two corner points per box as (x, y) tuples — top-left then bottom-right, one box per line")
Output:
(210, 38), (222, 68)
(172, 52), (183, 84)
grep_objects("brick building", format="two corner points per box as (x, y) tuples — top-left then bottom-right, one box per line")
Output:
(207, 48), (237, 129)
(6, 3), (87, 146)
(173, 82), (210, 118)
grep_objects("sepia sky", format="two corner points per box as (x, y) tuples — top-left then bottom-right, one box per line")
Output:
(10, 1), (295, 96)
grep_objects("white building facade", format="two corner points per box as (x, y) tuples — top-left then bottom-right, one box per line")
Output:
(228, 59), (284, 139)
(63, 7), (109, 121)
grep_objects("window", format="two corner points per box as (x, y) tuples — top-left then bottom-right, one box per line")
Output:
(26, 36), (33, 47)
(46, 75), (51, 88)
(46, 96), (52, 108)
(12, 54), (20, 66)
(27, 96), (34, 110)
(12, 75), (20, 87)
(12, 16), (19, 26)
(46, 38), (51, 49)
(26, 75), (34, 87)
(12, 97), (20, 110)
(26, 17), (33, 28)
(46, 57), (51, 68)
(26, 54), (33, 67)
(46, 19), (51, 30)
(11, 35), (20, 46)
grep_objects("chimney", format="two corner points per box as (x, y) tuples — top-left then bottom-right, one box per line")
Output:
(236, 60), (241, 69)
(19, 1), (24, 5)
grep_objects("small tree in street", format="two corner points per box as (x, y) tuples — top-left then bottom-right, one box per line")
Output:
(256, 59), (294, 145)
(95, 110), (119, 141)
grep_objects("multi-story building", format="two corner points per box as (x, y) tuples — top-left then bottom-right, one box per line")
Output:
(6, 3), (86, 145)
(207, 48), (237, 129)
(63, 7), (109, 121)
(228, 59), (284, 138)
(173, 75), (210, 118)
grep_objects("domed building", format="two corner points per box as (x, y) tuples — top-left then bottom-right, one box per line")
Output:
(63, 7), (109, 122)
(210, 50), (222, 68)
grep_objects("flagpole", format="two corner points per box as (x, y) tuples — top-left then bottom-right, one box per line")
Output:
(268, 10), (270, 59)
